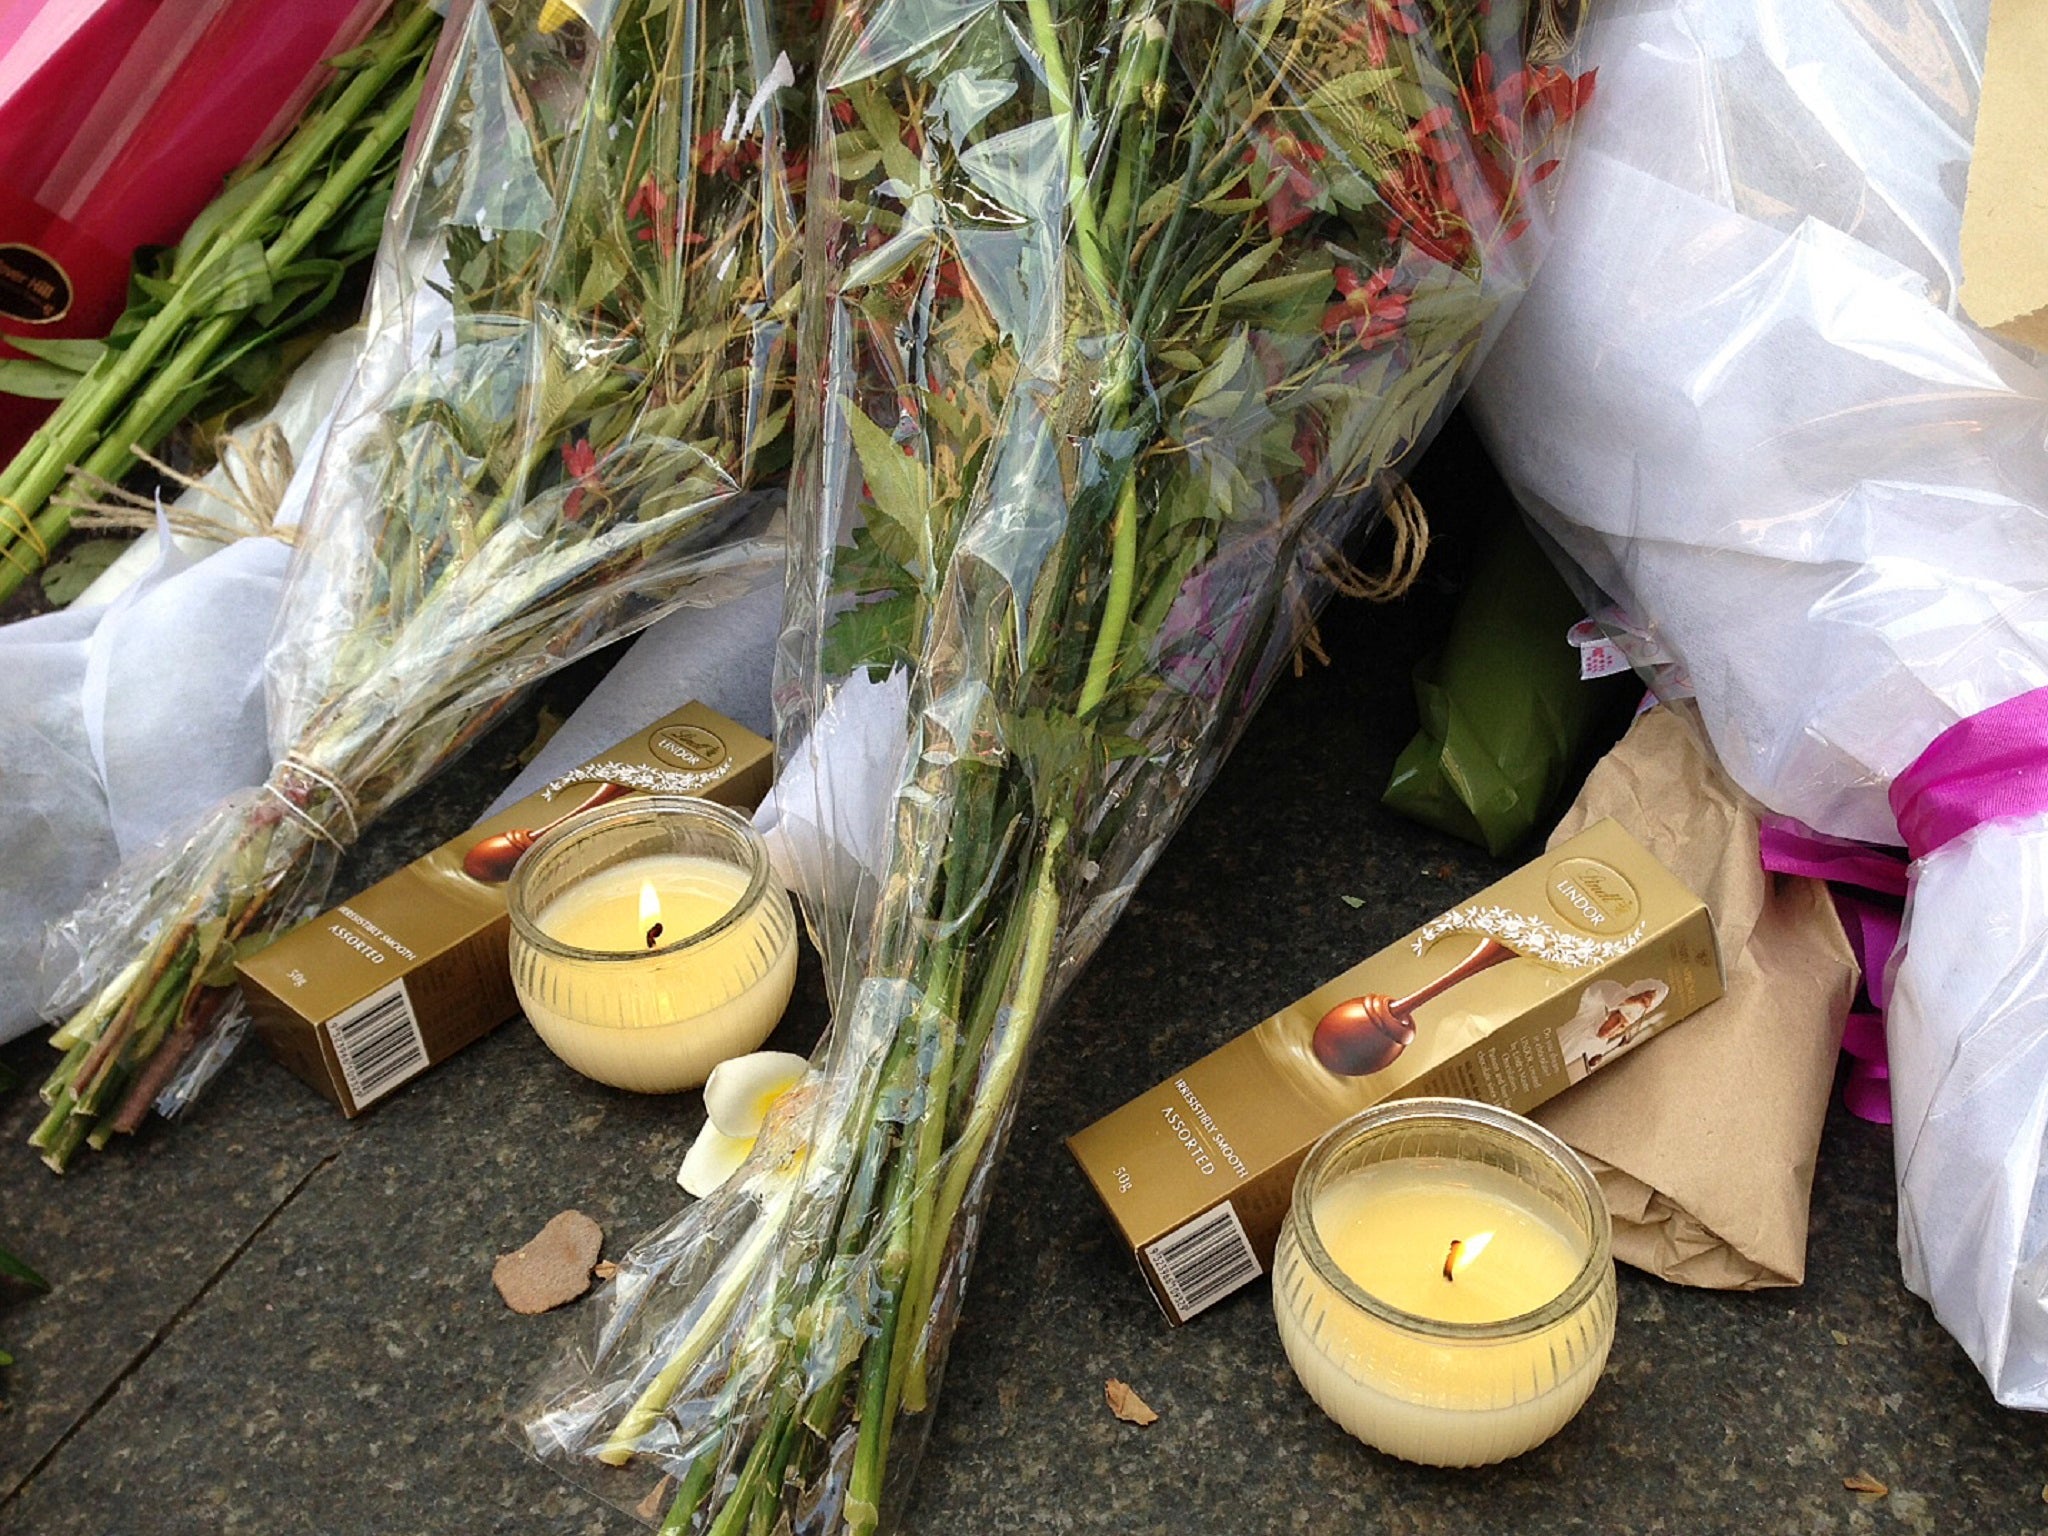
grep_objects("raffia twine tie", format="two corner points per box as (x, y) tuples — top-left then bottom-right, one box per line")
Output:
(263, 756), (362, 849)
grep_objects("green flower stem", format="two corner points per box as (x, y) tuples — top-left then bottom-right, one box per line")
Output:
(885, 962), (959, 1416)
(844, 1148), (916, 1536)
(705, 1385), (799, 1536)
(35, 61), (431, 536)
(656, 1444), (723, 1536)
(1021, 0), (1118, 323)
(1077, 474), (1140, 714)
(598, 1203), (784, 1465)
(0, 3), (438, 599)
(901, 817), (1068, 1409)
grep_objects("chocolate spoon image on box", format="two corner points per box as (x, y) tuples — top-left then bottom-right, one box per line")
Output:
(1312, 937), (1515, 1076)
(460, 781), (632, 883)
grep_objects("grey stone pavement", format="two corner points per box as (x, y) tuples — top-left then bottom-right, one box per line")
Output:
(3, 429), (2043, 1535)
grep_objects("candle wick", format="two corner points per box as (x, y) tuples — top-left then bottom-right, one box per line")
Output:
(644, 921), (664, 950)
(1443, 1238), (1463, 1283)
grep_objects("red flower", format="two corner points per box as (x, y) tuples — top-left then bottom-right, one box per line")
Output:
(1458, 54), (1520, 148)
(694, 130), (762, 181)
(1381, 150), (1473, 267)
(1322, 266), (1409, 344)
(884, 247), (965, 310)
(1504, 64), (1597, 127)
(1339, 0), (1422, 67)
(1292, 416), (1326, 480)
(625, 176), (676, 255)
(1241, 121), (1327, 236)
(562, 437), (600, 521)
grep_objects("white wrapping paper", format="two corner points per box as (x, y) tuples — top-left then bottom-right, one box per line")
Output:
(0, 330), (366, 1042)
(1470, 0), (2048, 1405)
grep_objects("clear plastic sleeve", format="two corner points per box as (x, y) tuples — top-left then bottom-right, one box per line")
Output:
(1466, 0), (2048, 1407)
(524, 2), (1589, 1528)
(32, 0), (806, 1168)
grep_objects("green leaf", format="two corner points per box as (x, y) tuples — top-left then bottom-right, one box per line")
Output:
(1006, 710), (1090, 786)
(821, 592), (920, 677)
(0, 357), (84, 400)
(1211, 238), (1280, 303)
(1217, 268), (1334, 333)
(170, 168), (277, 280)
(5, 335), (108, 372)
(188, 240), (275, 318)
(831, 523), (919, 598)
(41, 539), (130, 606)
(575, 248), (630, 313)
(0, 1245), (48, 1294)
(1302, 68), (1403, 113)
(845, 407), (929, 570)
(1185, 332), (1249, 410)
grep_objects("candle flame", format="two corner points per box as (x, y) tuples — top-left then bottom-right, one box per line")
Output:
(1442, 1230), (1494, 1282)
(641, 881), (664, 950)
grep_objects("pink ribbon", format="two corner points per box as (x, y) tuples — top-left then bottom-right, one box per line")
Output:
(1889, 686), (2048, 860)
(1756, 818), (1902, 1125)
(1753, 682), (2048, 1126)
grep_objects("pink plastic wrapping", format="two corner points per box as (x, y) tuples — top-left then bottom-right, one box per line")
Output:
(0, 0), (393, 458)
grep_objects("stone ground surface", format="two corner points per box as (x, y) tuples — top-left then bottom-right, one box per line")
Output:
(3, 424), (2043, 1535)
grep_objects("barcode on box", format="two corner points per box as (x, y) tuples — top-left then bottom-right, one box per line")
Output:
(324, 979), (428, 1110)
(1144, 1201), (1259, 1321)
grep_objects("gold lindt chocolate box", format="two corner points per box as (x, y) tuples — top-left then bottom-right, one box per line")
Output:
(1067, 818), (1722, 1324)
(238, 703), (772, 1116)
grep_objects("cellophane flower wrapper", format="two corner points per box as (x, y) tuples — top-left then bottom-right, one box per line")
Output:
(1465, 0), (2048, 1406)
(33, 0), (807, 1165)
(524, 2), (1588, 1528)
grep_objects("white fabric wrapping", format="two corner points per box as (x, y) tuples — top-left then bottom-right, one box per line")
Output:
(0, 329), (364, 1041)
(1469, 0), (2048, 1406)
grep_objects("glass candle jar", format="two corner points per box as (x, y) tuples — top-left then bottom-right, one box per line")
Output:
(1272, 1097), (1616, 1467)
(507, 796), (798, 1093)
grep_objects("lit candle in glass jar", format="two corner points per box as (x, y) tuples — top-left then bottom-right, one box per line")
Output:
(1273, 1098), (1616, 1467)
(507, 797), (797, 1093)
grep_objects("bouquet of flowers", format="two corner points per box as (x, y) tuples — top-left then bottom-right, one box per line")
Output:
(1467, 0), (2048, 1406)
(525, 0), (1589, 1527)
(0, 0), (438, 594)
(31, 0), (807, 1168)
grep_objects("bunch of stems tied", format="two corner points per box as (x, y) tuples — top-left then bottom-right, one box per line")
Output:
(32, 0), (807, 1169)
(526, 0), (1591, 1530)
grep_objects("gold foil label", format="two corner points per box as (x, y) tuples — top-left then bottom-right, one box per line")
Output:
(1546, 855), (1639, 933)
(0, 243), (72, 324)
(650, 721), (729, 772)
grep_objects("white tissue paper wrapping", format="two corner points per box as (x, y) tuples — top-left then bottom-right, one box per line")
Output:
(1468, 0), (2048, 1404)
(0, 330), (364, 1042)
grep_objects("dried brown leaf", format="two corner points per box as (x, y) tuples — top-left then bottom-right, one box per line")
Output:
(635, 1474), (675, 1523)
(492, 1209), (604, 1315)
(1842, 1473), (1888, 1497)
(1105, 1377), (1159, 1426)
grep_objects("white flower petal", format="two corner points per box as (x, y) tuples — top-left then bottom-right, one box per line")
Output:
(679, 1125), (756, 1197)
(703, 1050), (812, 1138)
